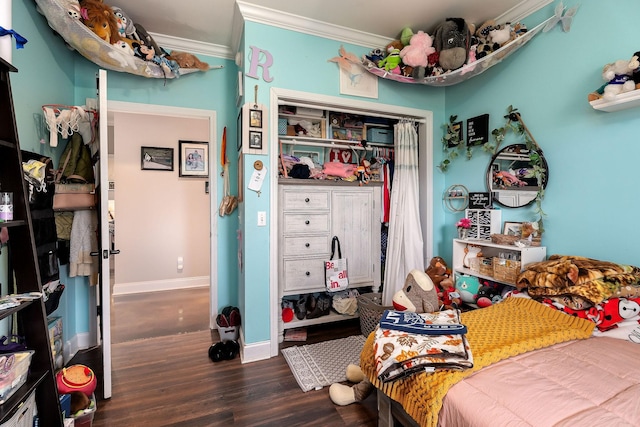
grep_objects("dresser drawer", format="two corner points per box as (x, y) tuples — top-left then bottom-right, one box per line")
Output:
(282, 258), (326, 292)
(282, 213), (330, 234)
(282, 189), (330, 210)
(282, 235), (330, 257)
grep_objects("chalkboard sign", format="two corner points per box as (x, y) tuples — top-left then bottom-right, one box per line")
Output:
(469, 192), (492, 209)
(467, 114), (489, 147)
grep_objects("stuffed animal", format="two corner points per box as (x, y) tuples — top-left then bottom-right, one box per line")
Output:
(439, 277), (461, 309)
(399, 30), (435, 79)
(378, 46), (402, 74)
(602, 59), (636, 100)
(133, 43), (180, 77)
(168, 51), (210, 70)
(629, 51), (640, 88)
(476, 284), (502, 308)
(474, 20), (500, 60)
(425, 256), (451, 288)
(489, 23), (516, 47)
(329, 269), (439, 406)
(111, 6), (135, 39)
(79, 0), (121, 44)
(456, 274), (481, 305)
(433, 18), (472, 71)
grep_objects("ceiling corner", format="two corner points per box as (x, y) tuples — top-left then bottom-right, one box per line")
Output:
(496, 0), (554, 24)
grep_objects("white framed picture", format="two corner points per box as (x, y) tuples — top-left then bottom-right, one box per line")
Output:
(339, 63), (378, 99)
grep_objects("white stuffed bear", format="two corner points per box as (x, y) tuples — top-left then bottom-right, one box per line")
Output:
(602, 59), (636, 100)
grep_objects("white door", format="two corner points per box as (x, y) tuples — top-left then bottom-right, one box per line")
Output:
(97, 69), (114, 398)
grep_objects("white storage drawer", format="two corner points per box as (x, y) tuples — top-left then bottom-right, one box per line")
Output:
(282, 235), (330, 257)
(282, 190), (330, 210)
(283, 258), (326, 292)
(282, 213), (330, 234)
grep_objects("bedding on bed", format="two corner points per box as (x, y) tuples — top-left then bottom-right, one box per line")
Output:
(361, 297), (595, 427)
(438, 336), (640, 426)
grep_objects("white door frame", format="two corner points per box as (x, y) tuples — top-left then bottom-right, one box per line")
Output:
(268, 88), (434, 356)
(107, 100), (218, 325)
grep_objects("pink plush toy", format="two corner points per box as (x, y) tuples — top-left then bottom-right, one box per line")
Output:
(400, 31), (435, 79)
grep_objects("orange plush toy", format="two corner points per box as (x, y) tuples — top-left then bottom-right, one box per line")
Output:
(80, 0), (121, 44)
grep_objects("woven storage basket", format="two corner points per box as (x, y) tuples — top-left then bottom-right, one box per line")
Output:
(491, 234), (541, 247)
(357, 293), (392, 337)
(492, 257), (521, 284)
(479, 257), (494, 276)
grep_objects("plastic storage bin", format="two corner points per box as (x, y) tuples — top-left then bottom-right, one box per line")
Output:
(0, 390), (36, 427)
(73, 393), (97, 427)
(366, 127), (394, 144)
(0, 350), (34, 404)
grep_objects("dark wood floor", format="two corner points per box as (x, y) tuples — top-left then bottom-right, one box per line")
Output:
(70, 288), (378, 426)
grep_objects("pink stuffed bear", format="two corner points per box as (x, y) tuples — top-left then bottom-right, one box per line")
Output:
(400, 31), (435, 79)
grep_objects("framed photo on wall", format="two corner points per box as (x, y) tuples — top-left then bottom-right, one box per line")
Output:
(141, 147), (174, 171)
(179, 140), (209, 177)
(249, 131), (262, 149)
(249, 109), (262, 128)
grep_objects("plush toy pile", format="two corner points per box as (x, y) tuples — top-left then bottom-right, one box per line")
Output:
(588, 51), (640, 102)
(363, 18), (528, 79)
(73, 0), (209, 77)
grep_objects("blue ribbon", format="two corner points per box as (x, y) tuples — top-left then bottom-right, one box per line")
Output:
(0, 26), (28, 49)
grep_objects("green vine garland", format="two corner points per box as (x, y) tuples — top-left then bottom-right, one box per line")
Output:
(439, 106), (546, 234)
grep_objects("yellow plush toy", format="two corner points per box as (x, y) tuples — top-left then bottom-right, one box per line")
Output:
(80, 0), (121, 44)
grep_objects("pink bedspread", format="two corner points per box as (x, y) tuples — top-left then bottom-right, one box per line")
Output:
(438, 337), (640, 426)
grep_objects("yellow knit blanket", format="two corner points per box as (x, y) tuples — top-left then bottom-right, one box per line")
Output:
(360, 297), (595, 427)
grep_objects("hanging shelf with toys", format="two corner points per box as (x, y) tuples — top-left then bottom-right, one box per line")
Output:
(358, 3), (576, 87)
(34, 0), (221, 79)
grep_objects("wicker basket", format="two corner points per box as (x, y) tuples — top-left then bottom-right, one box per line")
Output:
(492, 257), (521, 284)
(491, 234), (541, 247)
(357, 293), (392, 337)
(478, 257), (494, 276)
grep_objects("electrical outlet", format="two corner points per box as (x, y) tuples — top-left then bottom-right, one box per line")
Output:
(177, 256), (184, 271)
(257, 211), (266, 226)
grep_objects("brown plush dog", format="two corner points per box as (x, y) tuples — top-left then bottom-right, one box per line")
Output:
(167, 51), (210, 70)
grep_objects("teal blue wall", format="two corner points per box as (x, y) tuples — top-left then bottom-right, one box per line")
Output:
(8, 2), (238, 346)
(238, 22), (446, 343)
(12, 0), (637, 350)
(442, 1), (640, 266)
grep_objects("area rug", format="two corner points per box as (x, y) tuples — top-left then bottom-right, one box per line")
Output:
(282, 334), (367, 392)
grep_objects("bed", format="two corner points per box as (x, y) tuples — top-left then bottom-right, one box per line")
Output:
(361, 255), (640, 427)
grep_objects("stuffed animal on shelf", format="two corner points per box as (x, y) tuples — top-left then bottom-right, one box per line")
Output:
(378, 46), (402, 74)
(433, 18), (472, 71)
(329, 269), (439, 406)
(630, 51), (640, 88)
(400, 30), (435, 79)
(475, 283), (503, 308)
(474, 20), (500, 60)
(79, 0), (121, 44)
(601, 59), (636, 101)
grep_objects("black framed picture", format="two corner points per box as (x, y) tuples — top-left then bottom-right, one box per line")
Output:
(237, 110), (243, 152)
(179, 140), (209, 177)
(249, 131), (262, 149)
(250, 109), (262, 128)
(141, 147), (174, 171)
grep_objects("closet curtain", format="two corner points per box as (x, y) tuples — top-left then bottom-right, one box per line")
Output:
(382, 120), (424, 306)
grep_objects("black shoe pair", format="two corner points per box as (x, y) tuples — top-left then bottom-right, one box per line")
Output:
(307, 293), (331, 319)
(208, 340), (239, 362)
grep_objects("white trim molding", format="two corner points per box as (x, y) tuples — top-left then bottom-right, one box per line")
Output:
(113, 277), (209, 296)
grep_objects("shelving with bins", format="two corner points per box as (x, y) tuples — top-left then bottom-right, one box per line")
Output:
(452, 238), (546, 286)
(0, 57), (63, 425)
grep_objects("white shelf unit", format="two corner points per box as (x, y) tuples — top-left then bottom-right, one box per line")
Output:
(452, 238), (546, 286)
(589, 89), (640, 112)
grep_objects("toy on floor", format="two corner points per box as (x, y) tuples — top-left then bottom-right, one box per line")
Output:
(329, 269), (438, 406)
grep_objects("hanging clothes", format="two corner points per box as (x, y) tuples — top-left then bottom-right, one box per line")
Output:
(382, 120), (424, 306)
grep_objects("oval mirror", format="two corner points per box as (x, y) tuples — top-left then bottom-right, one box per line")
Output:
(486, 144), (548, 208)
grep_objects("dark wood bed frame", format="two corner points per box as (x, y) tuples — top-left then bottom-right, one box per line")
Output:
(377, 389), (420, 427)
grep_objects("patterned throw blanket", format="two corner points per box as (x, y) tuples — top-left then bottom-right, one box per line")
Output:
(360, 297), (595, 427)
(516, 254), (640, 305)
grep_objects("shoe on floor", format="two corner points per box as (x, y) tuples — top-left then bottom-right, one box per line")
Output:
(295, 296), (307, 320)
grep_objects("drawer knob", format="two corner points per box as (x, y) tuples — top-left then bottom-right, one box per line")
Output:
(305, 271), (310, 276)
(305, 220), (310, 225)
(305, 243), (310, 247)
(305, 198), (310, 203)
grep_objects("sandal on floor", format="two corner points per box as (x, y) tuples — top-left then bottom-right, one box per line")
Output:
(208, 342), (226, 363)
(295, 296), (307, 320)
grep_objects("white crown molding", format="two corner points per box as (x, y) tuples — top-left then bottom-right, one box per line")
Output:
(496, 0), (553, 24)
(236, 1), (393, 50)
(149, 31), (234, 60)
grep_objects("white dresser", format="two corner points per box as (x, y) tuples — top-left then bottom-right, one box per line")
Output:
(278, 180), (382, 336)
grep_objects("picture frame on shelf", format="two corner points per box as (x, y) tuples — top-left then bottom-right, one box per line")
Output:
(503, 221), (523, 237)
(179, 140), (209, 177)
(141, 147), (174, 171)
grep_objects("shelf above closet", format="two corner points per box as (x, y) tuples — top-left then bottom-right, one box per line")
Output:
(589, 89), (640, 112)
